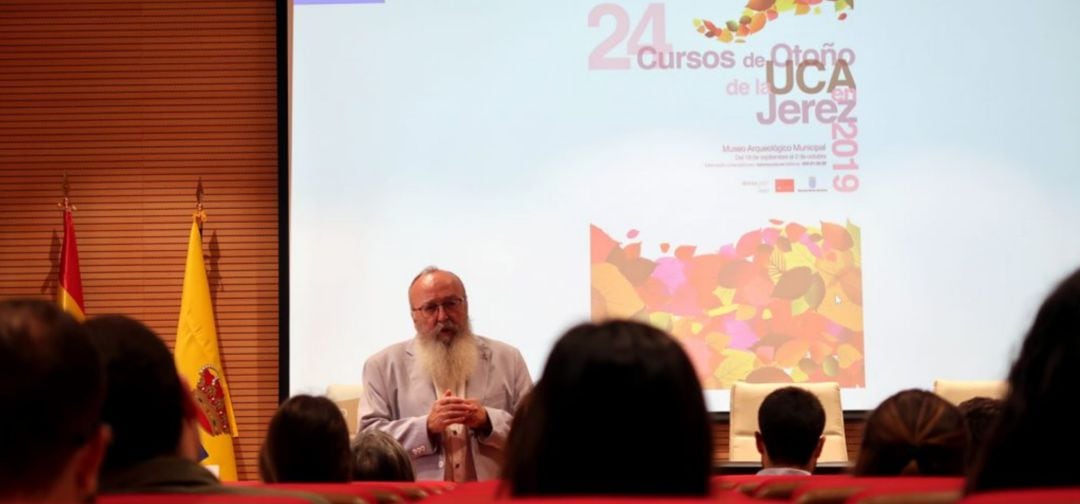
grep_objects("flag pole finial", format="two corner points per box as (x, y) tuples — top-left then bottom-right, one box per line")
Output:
(194, 178), (207, 230)
(58, 173), (76, 212)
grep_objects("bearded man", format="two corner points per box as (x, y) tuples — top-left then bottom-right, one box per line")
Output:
(358, 267), (532, 481)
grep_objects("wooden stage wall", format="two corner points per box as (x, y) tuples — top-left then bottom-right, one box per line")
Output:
(0, 0), (281, 480)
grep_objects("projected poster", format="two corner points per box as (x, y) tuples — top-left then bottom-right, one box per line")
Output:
(291, 0), (1080, 410)
(584, 1), (863, 389)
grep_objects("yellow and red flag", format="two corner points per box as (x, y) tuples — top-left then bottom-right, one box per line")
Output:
(57, 207), (85, 321)
(175, 213), (239, 481)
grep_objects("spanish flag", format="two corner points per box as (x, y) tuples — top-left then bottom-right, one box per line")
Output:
(57, 207), (85, 321)
(175, 214), (239, 481)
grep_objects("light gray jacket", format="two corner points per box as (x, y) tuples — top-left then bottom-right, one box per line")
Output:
(358, 336), (532, 481)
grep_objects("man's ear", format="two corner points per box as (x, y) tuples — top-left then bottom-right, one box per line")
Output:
(74, 424), (111, 498)
(178, 376), (199, 422)
(177, 376), (203, 461)
(755, 431), (765, 456)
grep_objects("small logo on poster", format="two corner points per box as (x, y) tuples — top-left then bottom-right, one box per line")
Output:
(775, 179), (795, 192)
(798, 175), (828, 193)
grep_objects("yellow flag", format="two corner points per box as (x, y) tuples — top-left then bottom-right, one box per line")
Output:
(175, 216), (239, 481)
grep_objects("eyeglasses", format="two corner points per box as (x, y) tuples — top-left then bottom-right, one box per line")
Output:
(412, 296), (465, 317)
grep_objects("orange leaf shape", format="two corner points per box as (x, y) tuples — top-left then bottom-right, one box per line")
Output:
(822, 222), (854, 251)
(785, 223), (805, 242)
(746, 0), (776, 10)
(746, 366), (793, 384)
(748, 12), (767, 33)
(772, 266), (814, 299)
(775, 339), (810, 368)
(838, 266), (863, 305)
(837, 343), (863, 369)
(624, 242), (642, 260)
(674, 245), (697, 261)
(621, 257), (657, 286)
(735, 229), (762, 257)
(590, 225), (617, 264)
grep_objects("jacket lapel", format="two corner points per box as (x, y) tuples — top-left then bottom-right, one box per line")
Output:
(467, 336), (492, 398)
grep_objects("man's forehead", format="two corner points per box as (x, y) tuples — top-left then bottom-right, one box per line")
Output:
(410, 271), (464, 299)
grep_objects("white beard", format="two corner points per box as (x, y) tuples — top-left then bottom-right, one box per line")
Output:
(416, 325), (479, 392)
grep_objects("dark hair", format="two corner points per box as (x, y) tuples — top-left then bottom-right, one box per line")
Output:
(967, 267), (1080, 493)
(854, 389), (967, 476)
(352, 430), (415, 482)
(0, 299), (104, 498)
(957, 396), (1001, 466)
(758, 387), (825, 467)
(259, 395), (352, 482)
(84, 315), (186, 470)
(502, 320), (712, 496)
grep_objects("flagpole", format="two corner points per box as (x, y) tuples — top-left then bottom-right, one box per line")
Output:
(176, 179), (239, 481)
(58, 172), (77, 213)
(195, 178), (206, 235)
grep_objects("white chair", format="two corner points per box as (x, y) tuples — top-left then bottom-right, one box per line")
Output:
(729, 381), (848, 462)
(326, 384), (365, 437)
(932, 379), (1007, 405)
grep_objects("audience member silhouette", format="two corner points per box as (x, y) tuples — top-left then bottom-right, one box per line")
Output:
(86, 315), (328, 503)
(259, 395), (352, 483)
(957, 397), (1002, 467)
(352, 429), (416, 482)
(967, 267), (1080, 492)
(0, 299), (109, 503)
(85, 315), (207, 492)
(755, 387), (825, 475)
(854, 389), (968, 476)
(502, 319), (712, 496)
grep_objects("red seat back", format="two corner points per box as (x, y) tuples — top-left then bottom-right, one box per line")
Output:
(960, 488), (1080, 504)
(259, 482), (438, 502)
(789, 477), (963, 504)
(99, 494), (311, 504)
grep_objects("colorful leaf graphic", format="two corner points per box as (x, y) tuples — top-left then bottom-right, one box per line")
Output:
(591, 221), (863, 389)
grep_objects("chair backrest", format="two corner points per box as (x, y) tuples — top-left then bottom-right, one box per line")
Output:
(932, 380), (1007, 406)
(729, 381), (847, 462)
(326, 384), (365, 436)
